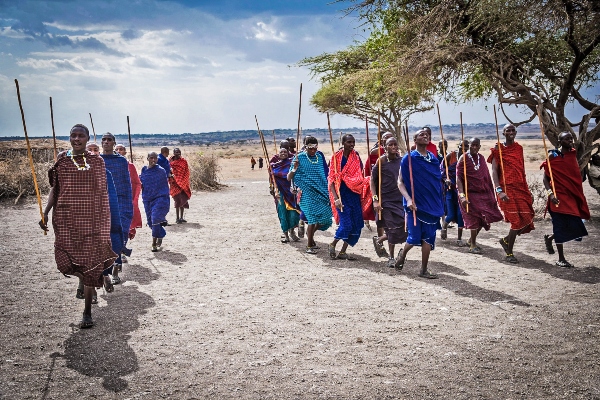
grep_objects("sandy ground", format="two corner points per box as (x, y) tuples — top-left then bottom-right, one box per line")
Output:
(1, 156), (600, 399)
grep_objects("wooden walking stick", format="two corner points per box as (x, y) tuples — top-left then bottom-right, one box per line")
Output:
(365, 115), (370, 177)
(127, 116), (134, 163)
(296, 83), (302, 153)
(537, 105), (558, 207)
(88, 112), (97, 143)
(255, 115), (275, 190)
(49, 97), (57, 162)
(272, 130), (277, 154)
(327, 112), (342, 208)
(436, 103), (449, 180)
(377, 112), (383, 220)
(493, 104), (507, 192)
(459, 112), (469, 213)
(404, 120), (417, 225)
(15, 79), (46, 235)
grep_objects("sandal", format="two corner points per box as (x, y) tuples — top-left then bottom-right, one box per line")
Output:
(104, 276), (114, 293)
(468, 246), (482, 254)
(328, 244), (337, 259)
(544, 234), (555, 254)
(499, 238), (509, 254)
(419, 271), (438, 279)
(281, 237), (290, 243)
(289, 231), (300, 242)
(556, 260), (574, 268)
(456, 239), (466, 247)
(394, 257), (405, 270)
(76, 288), (84, 299)
(111, 275), (122, 285)
(372, 236), (389, 258)
(441, 228), (447, 240)
(79, 313), (94, 329)
(337, 252), (356, 260)
(505, 254), (518, 264)
(387, 257), (395, 268)
(306, 246), (318, 254)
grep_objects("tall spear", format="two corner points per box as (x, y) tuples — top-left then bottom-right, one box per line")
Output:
(327, 112), (342, 208)
(537, 105), (558, 207)
(436, 104), (449, 180)
(255, 115), (275, 191)
(493, 104), (507, 192)
(296, 83), (302, 153)
(377, 113), (382, 220)
(272, 129), (277, 154)
(459, 112), (469, 213)
(15, 79), (46, 235)
(49, 97), (57, 162)
(404, 120), (417, 225)
(88, 113), (97, 143)
(127, 116), (134, 163)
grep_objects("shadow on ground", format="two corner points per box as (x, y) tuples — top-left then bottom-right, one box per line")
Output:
(152, 249), (188, 265)
(166, 222), (203, 232)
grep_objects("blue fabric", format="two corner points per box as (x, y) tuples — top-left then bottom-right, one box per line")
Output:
(104, 170), (122, 276)
(276, 196), (300, 232)
(406, 210), (439, 249)
(271, 157), (298, 210)
(334, 156), (364, 246)
(401, 150), (444, 218)
(292, 151), (332, 230)
(101, 153), (133, 255)
(140, 165), (170, 238)
(444, 189), (464, 228)
(157, 154), (171, 177)
(548, 209), (587, 244)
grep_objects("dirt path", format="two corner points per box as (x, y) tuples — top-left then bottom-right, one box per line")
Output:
(1, 162), (599, 399)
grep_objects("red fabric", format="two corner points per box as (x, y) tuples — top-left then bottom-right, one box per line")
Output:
(169, 157), (192, 199)
(364, 145), (384, 177)
(128, 162), (142, 239)
(411, 142), (438, 156)
(487, 142), (534, 232)
(540, 148), (590, 219)
(327, 150), (373, 224)
(50, 151), (117, 287)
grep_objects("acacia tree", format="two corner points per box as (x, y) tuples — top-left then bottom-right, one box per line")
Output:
(299, 30), (436, 153)
(341, 0), (600, 169)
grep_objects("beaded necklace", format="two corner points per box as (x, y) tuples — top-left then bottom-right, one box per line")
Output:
(467, 152), (481, 170)
(305, 152), (319, 164)
(67, 150), (91, 171)
(416, 150), (433, 163)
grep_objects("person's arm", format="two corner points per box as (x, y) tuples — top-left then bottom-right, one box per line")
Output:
(491, 155), (509, 202)
(40, 186), (56, 232)
(455, 155), (469, 208)
(397, 168), (416, 211)
(370, 161), (381, 214)
(287, 157), (299, 181)
(543, 154), (559, 205)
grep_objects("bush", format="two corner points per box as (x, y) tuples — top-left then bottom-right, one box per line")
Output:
(188, 152), (223, 191)
(0, 156), (52, 202)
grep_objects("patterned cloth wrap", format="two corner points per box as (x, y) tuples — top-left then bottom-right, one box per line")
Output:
(441, 151), (463, 227)
(456, 152), (503, 230)
(101, 153), (133, 256)
(291, 151), (332, 230)
(271, 157), (300, 232)
(140, 165), (170, 239)
(128, 162), (143, 239)
(401, 150), (444, 248)
(487, 142), (535, 233)
(169, 157), (192, 208)
(541, 148), (590, 243)
(49, 151), (117, 287)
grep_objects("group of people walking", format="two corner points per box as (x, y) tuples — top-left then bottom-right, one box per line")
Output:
(39, 124), (192, 329)
(268, 124), (592, 280)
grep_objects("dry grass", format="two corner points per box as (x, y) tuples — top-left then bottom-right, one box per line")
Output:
(0, 156), (52, 202)
(188, 152), (223, 191)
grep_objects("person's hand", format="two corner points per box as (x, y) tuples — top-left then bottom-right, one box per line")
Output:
(460, 198), (470, 208)
(39, 212), (49, 232)
(292, 159), (299, 170)
(406, 199), (417, 212)
(499, 192), (509, 202)
(373, 200), (382, 214)
(444, 179), (452, 188)
(549, 193), (560, 205)
(334, 198), (343, 210)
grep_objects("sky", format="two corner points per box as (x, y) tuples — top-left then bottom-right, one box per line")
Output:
(0, 0), (598, 137)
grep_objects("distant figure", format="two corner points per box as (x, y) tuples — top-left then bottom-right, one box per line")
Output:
(169, 148), (192, 224)
(251, 156), (256, 170)
(140, 152), (170, 252)
(157, 147), (172, 178)
(258, 157), (264, 170)
(588, 153), (600, 195)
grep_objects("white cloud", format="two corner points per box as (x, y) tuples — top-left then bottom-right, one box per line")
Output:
(251, 21), (287, 42)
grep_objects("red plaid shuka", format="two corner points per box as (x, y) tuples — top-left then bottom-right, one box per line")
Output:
(50, 151), (117, 287)
(487, 142), (535, 233)
(169, 157), (192, 199)
(328, 150), (373, 224)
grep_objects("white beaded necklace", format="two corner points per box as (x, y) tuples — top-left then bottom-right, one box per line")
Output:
(467, 152), (481, 170)
(67, 150), (91, 171)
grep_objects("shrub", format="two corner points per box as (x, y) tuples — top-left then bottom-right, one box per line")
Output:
(187, 152), (223, 191)
(0, 156), (52, 203)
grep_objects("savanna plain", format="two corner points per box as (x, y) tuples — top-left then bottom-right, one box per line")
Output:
(1, 140), (599, 399)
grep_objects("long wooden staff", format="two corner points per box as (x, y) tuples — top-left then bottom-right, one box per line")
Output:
(49, 97), (57, 162)
(296, 83), (302, 153)
(537, 105), (558, 207)
(327, 112), (342, 207)
(88, 113), (97, 143)
(459, 112), (469, 213)
(404, 120), (417, 225)
(365, 115), (370, 177)
(15, 79), (46, 236)
(272, 130), (277, 154)
(127, 116), (134, 163)
(493, 104), (507, 192)
(377, 113), (382, 219)
(436, 103), (449, 180)
(255, 115), (275, 190)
